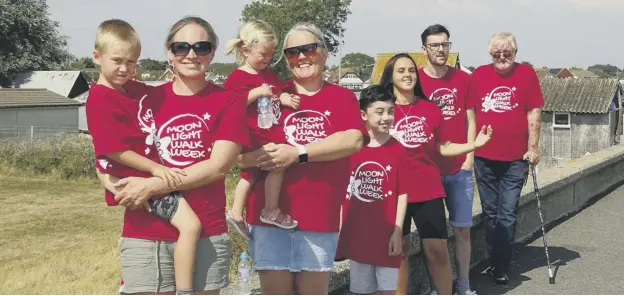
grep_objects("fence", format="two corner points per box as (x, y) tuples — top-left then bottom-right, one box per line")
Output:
(0, 126), (82, 141)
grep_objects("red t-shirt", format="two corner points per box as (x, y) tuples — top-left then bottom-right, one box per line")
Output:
(419, 67), (471, 175)
(130, 82), (248, 241)
(245, 82), (367, 232)
(223, 68), (288, 150)
(467, 63), (544, 161)
(336, 138), (409, 268)
(86, 81), (159, 207)
(390, 99), (450, 203)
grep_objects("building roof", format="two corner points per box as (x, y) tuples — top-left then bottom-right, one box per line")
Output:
(12, 71), (90, 98)
(0, 89), (83, 109)
(370, 52), (460, 84)
(540, 77), (620, 113)
(569, 69), (600, 78)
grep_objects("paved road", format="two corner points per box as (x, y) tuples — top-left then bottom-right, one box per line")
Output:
(470, 184), (624, 295)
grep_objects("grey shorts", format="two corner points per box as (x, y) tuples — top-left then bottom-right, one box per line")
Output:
(441, 169), (475, 228)
(349, 260), (399, 294)
(118, 233), (231, 294)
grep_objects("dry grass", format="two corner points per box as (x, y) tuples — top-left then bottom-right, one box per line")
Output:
(0, 172), (245, 294)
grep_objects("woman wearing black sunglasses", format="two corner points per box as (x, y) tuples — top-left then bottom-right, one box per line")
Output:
(104, 16), (248, 294)
(238, 22), (367, 295)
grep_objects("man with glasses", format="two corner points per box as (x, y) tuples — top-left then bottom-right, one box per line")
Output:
(467, 32), (544, 285)
(418, 24), (476, 295)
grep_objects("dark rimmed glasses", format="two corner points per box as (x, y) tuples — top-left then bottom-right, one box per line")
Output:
(170, 41), (213, 56)
(283, 43), (321, 59)
(426, 42), (452, 50)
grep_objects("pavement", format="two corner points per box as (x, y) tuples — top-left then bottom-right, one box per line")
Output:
(469, 184), (624, 295)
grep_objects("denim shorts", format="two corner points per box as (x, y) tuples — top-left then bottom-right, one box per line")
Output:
(441, 169), (475, 228)
(248, 224), (339, 272)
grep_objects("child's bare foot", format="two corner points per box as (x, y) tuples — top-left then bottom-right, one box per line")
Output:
(260, 208), (298, 229)
(226, 210), (249, 240)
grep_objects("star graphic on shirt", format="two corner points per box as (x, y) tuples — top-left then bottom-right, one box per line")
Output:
(203, 113), (211, 121)
(422, 116), (426, 121)
(386, 165), (392, 171)
(388, 190), (393, 196)
(145, 147), (151, 155)
(512, 87), (517, 92)
(324, 110), (331, 116)
(452, 88), (457, 93)
(208, 147), (212, 152)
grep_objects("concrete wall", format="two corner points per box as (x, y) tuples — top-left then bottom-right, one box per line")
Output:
(327, 144), (624, 294)
(540, 111), (614, 170)
(0, 106), (79, 140)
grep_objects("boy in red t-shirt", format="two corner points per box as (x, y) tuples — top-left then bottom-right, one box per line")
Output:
(223, 20), (301, 238)
(85, 19), (200, 295)
(336, 85), (408, 295)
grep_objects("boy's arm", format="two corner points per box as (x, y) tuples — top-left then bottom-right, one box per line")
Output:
(106, 150), (160, 175)
(96, 169), (121, 195)
(395, 194), (408, 232)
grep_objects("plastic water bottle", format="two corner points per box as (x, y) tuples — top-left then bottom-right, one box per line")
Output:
(237, 252), (252, 295)
(257, 83), (273, 129)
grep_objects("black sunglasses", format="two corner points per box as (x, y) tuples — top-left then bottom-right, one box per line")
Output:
(170, 41), (213, 56)
(283, 43), (321, 59)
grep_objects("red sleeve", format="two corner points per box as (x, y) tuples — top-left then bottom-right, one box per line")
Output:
(223, 70), (254, 101)
(85, 88), (134, 157)
(214, 91), (250, 146)
(525, 69), (545, 111)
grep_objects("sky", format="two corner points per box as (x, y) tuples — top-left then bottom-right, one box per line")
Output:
(47, 0), (624, 69)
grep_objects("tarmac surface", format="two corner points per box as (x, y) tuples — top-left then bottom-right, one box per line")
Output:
(469, 184), (624, 295)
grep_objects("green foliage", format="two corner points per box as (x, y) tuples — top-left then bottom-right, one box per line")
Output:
(240, 0), (352, 79)
(138, 58), (167, 71)
(210, 62), (238, 76)
(341, 52), (375, 81)
(0, 0), (71, 87)
(0, 134), (96, 180)
(69, 57), (96, 70)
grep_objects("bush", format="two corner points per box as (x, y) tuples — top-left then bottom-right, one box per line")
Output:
(0, 134), (96, 180)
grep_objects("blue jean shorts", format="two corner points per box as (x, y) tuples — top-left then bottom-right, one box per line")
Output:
(248, 224), (339, 272)
(441, 169), (475, 228)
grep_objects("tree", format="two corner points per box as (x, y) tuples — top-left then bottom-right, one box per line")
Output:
(210, 62), (238, 76)
(241, 0), (352, 79)
(138, 58), (167, 71)
(340, 52), (375, 81)
(0, 0), (71, 87)
(69, 57), (96, 70)
(588, 64), (620, 77)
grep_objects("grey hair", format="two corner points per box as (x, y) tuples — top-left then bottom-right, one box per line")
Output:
(276, 22), (327, 65)
(488, 32), (518, 53)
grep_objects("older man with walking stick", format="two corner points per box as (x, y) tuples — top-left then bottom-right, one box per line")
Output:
(467, 32), (544, 285)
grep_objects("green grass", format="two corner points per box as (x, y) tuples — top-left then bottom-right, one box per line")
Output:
(0, 135), (248, 294)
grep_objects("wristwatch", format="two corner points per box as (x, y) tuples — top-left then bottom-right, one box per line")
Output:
(297, 145), (308, 164)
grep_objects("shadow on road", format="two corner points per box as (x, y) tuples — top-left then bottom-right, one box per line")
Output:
(470, 244), (581, 295)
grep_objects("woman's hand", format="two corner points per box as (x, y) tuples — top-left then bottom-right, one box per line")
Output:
(113, 177), (163, 210)
(256, 143), (299, 171)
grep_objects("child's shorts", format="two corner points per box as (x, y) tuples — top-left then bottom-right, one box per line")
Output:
(148, 192), (182, 221)
(349, 260), (399, 294)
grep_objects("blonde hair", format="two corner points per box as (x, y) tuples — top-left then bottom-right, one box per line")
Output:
(225, 20), (277, 65)
(488, 32), (518, 53)
(165, 16), (219, 50)
(94, 19), (141, 53)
